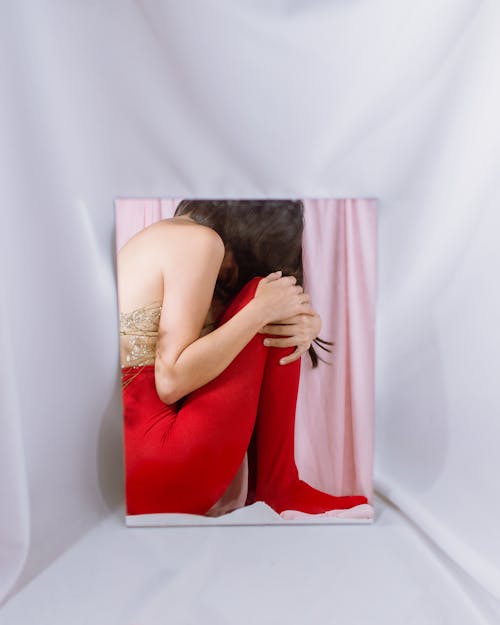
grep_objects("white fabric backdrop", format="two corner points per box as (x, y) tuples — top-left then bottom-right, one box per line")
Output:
(1, 0), (500, 621)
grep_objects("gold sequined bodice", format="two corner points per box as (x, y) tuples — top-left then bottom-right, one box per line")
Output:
(119, 300), (220, 369)
(120, 302), (162, 368)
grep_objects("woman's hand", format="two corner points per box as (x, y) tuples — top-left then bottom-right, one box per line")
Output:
(258, 309), (322, 365)
(253, 271), (314, 324)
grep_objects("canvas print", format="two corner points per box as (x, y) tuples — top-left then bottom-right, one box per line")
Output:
(114, 198), (377, 526)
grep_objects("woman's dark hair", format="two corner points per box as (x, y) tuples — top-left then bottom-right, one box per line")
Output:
(174, 199), (333, 367)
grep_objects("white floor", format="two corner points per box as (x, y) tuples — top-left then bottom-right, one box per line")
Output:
(1, 496), (496, 625)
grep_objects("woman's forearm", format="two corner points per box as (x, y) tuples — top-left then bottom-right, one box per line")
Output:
(155, 299), (267, 404)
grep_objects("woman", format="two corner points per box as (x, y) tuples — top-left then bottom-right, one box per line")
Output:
(118, 199), (368, 517)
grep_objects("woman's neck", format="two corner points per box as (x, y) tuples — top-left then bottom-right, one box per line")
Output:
(172, 213), (195, 223)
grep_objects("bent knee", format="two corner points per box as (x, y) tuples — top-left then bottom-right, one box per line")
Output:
(222, 276), (264, 316)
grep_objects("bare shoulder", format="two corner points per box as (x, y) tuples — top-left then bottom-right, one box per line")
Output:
(116, 218), (225, 312)
(146, 219), (224, 254)
(119, 218), (224, 261)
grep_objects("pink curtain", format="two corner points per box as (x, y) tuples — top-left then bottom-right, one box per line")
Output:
(296, 199), (376, 504)
(114, 197), (376, 509)
(114, 197), (181, 251)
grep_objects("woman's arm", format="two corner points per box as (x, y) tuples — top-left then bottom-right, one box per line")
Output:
(153, 225), (268, 405)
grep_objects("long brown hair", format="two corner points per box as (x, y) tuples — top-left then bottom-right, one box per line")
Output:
(174, 199), (333, 367)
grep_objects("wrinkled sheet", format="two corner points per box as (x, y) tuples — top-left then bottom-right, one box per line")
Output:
(1, 0), (500, 622)
(0, 499), (494, 625)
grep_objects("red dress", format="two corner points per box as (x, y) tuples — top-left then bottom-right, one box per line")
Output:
(120, 276), (368, 517)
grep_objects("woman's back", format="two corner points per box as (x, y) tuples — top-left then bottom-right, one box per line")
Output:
(117, 217), (198, 312)
(117, 217), (224, 368)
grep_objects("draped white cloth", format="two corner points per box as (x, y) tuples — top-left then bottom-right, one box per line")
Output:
(1, 0), (500, 622)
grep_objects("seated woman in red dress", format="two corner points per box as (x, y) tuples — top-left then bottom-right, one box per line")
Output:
(118, 199), (368, 517)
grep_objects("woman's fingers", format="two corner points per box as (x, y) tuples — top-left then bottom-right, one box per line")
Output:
(258, 307), (315, 330)
(257, 318), (295, 331)
(278, 345), (309, 365)
(258, 306), (316, 335)
(259, 324), (295, 336)
(263, 336), (297, 348)
(256, 271), (282, 297)
(298, 302), (314, 315)
(264, 270), (282, 282)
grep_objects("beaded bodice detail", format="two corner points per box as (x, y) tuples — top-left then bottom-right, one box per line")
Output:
(119, 302), (162, 368)
(119, 300), (220, 370)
